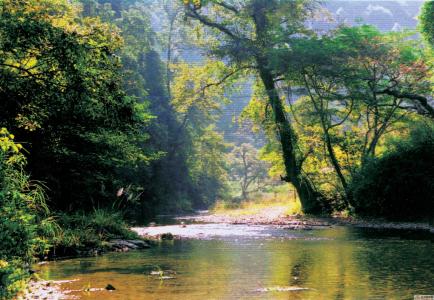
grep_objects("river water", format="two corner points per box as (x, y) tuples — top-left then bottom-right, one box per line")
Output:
(36, 224), (433, 299)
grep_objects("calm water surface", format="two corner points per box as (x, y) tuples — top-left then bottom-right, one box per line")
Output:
(36, 225), (433, 300)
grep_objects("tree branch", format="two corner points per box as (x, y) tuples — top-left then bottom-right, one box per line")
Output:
(376, 89), (434, 118)
(329, 98), (354, 129)
(185, 7), (240, 40)
(199, 65), (253, 95)
(215, 1), (239, 14)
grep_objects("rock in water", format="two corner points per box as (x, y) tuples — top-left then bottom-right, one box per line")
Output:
(105, 284), (116, 291)
(127, 239), (151, 248)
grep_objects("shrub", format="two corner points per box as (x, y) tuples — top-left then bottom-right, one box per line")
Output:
(420, 0), (434, 46)
(0, 260), (27, 299)
(349, 125), (434, 220)
(0, 128), (51, 298)
(53, 209), (139, 252)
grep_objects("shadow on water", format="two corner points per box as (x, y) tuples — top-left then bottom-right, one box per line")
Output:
(350, 227), (434, 241)
(35, 226), (434, 300)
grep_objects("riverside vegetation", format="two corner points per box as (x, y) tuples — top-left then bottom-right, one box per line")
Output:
(1, 0), (433, 298)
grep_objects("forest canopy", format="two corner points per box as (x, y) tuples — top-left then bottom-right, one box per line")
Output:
(0, 0), (433, 298)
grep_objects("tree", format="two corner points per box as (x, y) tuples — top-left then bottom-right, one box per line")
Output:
(420, 1), (434, 47)
(78, 0), (222, 214)
(171, 60), (235, 207)
(148, 0), (189, 97)
(270, 25), (433, 204)
(182, 0), (325, 213)
(228, 143), (268, 200)
(187, 126), (230, 207)
(0, 0), (154, 210)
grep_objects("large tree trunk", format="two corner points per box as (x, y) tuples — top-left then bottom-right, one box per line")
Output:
(251, 1), (322, 213)
(256, 63), (322, 213)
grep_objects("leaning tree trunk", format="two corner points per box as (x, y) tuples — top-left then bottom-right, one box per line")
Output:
(251, 1), (323, 213)
(256, 62), (322, 213)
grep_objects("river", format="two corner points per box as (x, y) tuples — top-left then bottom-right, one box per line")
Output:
(35, 222), (433, 299)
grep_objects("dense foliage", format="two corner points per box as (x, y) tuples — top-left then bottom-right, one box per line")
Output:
(0, 0), (154, 211)
(350, 124), (434, 220)
(420, 1), (434, 46)
(272, 25), (432, 208)
(0, 0), (229, 218)
(0, 1), (229, 297)
(181, 0), (433, 216)
(0, 128), (51, 298)
(79, 0), (229, 215)
(0, 0), (433, 297)
(0, 127), (139, 298)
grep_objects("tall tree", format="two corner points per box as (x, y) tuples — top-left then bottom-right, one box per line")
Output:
(228, 143), (268, 200)
(272, 25), (433, 203)
(78, 0), (230, 213)
(182, 0), (324, 213)
(171, 60), (234, 207)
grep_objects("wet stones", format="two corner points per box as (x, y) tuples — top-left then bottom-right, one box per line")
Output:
(107, 239), (151, 252)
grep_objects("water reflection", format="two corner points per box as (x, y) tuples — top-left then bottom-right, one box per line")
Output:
(36, 226), (434, 300)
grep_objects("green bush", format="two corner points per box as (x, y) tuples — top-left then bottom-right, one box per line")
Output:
(0, 129), (141, 298)
(0, 260), (28, 299)
(54, 209), (139, 251)
(349, 125), (434, 220)
(0, 128), (52, 298)
(420, 0), (434, 46)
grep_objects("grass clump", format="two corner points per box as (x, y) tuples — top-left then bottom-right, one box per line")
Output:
(0, 128), (54, 299)
(54, 209), (139, 252)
